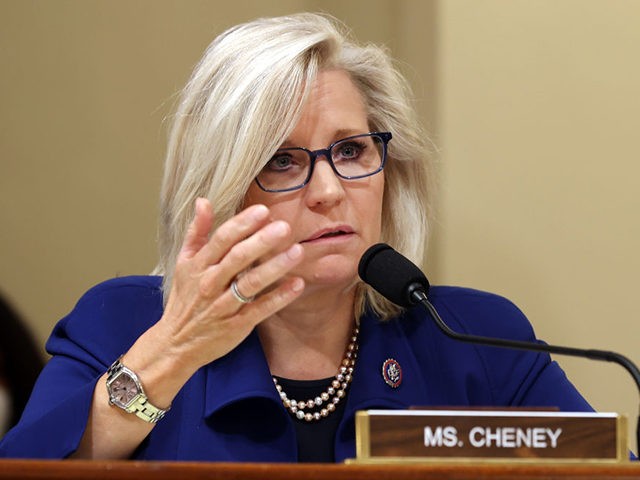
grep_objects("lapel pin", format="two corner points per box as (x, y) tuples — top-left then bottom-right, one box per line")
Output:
(381, 358), (402, 388)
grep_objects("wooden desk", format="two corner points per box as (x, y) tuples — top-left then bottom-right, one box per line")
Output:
(0, 459), (639, 480)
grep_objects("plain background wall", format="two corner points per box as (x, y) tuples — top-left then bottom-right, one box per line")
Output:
(435, 0), (640, 448)
(1, 0), (638, 446)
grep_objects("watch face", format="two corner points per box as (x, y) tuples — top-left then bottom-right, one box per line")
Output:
(110, 371), (140, 407)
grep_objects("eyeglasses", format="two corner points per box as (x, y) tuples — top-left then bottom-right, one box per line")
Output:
(255, 132), (392, 193)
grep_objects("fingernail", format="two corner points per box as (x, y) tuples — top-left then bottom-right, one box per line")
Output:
(291, 277), (304, 293)
(286, 244), (303, 260)
(251, 204), (269, 221)
(267, 221), (288, 237)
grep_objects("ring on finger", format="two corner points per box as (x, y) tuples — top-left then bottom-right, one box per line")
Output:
(230, 279), (255, 304)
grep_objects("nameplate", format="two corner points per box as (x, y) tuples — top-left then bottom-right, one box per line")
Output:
(353, 409), (628, 463)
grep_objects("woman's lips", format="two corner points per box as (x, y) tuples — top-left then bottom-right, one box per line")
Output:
(301, 226), (355, 243)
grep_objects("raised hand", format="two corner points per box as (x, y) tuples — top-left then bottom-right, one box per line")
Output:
(158, 198), (305, 371)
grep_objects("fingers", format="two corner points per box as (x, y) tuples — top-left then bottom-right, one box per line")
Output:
(178, 198), (215, 261)
(178, 199), (273, 273)
(178, 199), (301, 304)
(230, 243), (304, 301)
(196, 207), (295, 291)
(194, 203), (272, 269)
(200, 233), (303, 308)
(234, 275), (305, 329)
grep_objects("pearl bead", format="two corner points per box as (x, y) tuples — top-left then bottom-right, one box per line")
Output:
(271, 325), (359, 422)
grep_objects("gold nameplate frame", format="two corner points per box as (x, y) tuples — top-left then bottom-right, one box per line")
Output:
(353, 410), (628, 463)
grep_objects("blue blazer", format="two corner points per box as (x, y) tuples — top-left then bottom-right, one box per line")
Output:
(0, 276), (593, 461)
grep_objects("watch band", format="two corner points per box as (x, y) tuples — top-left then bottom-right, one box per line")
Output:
(106, 357), (170, 424)
(125, 394), (167, 424)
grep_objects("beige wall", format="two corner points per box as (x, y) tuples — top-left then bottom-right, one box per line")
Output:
(436, 0), (640, 445)
(1, 0), (637, 446)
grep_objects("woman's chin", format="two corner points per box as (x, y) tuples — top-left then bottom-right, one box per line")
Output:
(298, 260), (358, 290)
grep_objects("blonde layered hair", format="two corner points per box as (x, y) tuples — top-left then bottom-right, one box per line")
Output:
(155, 13), (434, 320)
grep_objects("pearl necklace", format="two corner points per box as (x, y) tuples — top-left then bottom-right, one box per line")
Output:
(273, 326), (359, 422)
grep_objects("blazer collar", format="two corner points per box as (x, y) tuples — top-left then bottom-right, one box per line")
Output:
(203, 309), (430, 418)
(203, 329), (281, 418)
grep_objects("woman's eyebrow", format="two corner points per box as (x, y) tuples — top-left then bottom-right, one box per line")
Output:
(278, 129), (366, 149)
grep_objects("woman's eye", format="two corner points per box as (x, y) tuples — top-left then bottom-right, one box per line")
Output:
(267, 154), (293, 171)
(335, 142), (363, 160)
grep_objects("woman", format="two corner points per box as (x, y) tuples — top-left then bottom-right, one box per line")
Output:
(0, 13), (592, 462)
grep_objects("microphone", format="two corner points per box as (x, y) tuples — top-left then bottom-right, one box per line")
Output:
(358, 242), (640, 455)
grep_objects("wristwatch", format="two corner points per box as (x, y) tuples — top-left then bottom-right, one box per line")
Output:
(105, 357), (169, 424)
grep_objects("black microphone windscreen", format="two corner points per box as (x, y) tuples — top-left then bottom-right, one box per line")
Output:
(358, 243), (430, 307)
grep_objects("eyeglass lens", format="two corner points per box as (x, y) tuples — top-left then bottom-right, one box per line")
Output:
(257, 133), (386, 192)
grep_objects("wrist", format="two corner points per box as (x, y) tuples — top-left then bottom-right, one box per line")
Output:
(106, 357), (170, 423)
(115, 326), (198, 412)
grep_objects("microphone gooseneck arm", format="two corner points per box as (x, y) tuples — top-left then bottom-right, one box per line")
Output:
(410, 287), (640, 390)
(359, 243), (639, 456)
(411, 285), (640, 457)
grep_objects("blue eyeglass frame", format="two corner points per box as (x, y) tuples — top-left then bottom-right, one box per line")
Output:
(255, 131), (393, 193)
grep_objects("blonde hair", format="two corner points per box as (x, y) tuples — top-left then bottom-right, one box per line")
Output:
(155, 13), (435, 320)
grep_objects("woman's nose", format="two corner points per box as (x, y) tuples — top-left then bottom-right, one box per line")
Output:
(304, 159), (346, 207)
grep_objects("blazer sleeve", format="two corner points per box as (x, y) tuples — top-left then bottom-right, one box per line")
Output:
(0, 276), (164, 458)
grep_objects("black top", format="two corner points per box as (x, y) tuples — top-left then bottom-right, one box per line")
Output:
(274, 376), (348, 463)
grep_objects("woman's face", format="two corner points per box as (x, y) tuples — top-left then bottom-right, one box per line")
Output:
(244, 69), (385, 294)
